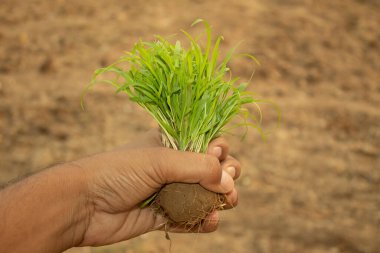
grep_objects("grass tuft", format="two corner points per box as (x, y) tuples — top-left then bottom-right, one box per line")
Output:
(84, 19), (267, 153)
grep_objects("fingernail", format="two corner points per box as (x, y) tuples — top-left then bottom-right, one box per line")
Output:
(226, 166), (236, 178)
(213, 147), (222, 158)
(221, 170), (234, 193)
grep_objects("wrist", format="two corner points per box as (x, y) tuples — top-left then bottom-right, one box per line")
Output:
(60, 162), (94, 248)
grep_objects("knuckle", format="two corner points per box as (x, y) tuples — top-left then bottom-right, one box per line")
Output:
(226, 155), (241, 179)
(204, 155), (222, 182)
(149, 147), (171, 182)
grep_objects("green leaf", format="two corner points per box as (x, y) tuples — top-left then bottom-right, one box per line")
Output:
(83, 19), (277, 155)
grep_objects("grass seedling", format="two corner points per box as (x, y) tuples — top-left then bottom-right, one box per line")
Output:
(83, 19), (268, 227)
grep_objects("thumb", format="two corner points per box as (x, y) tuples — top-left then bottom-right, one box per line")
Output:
(151, 148), (234, 194)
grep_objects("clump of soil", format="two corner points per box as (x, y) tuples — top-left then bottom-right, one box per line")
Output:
(155, 183), (226, 227)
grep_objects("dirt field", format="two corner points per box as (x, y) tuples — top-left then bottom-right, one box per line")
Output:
(1, 0), (379, 252)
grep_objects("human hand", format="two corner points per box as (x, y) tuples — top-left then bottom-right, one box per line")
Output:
(71, 130), (241, 246)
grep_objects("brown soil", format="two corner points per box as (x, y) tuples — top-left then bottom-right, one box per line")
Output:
(156, 183), (225, 226)
(1, 0), (379, 253)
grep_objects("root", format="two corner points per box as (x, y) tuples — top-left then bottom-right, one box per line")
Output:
(164, 223), (172, 253)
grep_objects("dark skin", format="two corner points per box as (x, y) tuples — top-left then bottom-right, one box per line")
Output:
(0, 130), (241, 252)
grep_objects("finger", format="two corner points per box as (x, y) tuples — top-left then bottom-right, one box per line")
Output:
(221, 155), (241, 180)
(201, 211), (219, 232)
(223, 188), (238, 209)
(207, 137), (229, 161)
(154, 148), (234, 194)
(162, 211), (219, 233)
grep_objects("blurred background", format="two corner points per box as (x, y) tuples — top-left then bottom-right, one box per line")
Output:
(0, 0), (379, 252)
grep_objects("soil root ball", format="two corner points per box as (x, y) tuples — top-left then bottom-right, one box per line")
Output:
(155, 182), (225, 225)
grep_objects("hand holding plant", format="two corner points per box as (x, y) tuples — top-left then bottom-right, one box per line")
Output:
(0, 130), (239, 252)
(73, 130), (239, 246)
(84, 19), (264, 230)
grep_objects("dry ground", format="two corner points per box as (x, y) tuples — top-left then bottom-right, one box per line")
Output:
(0, 0), (379, 252)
